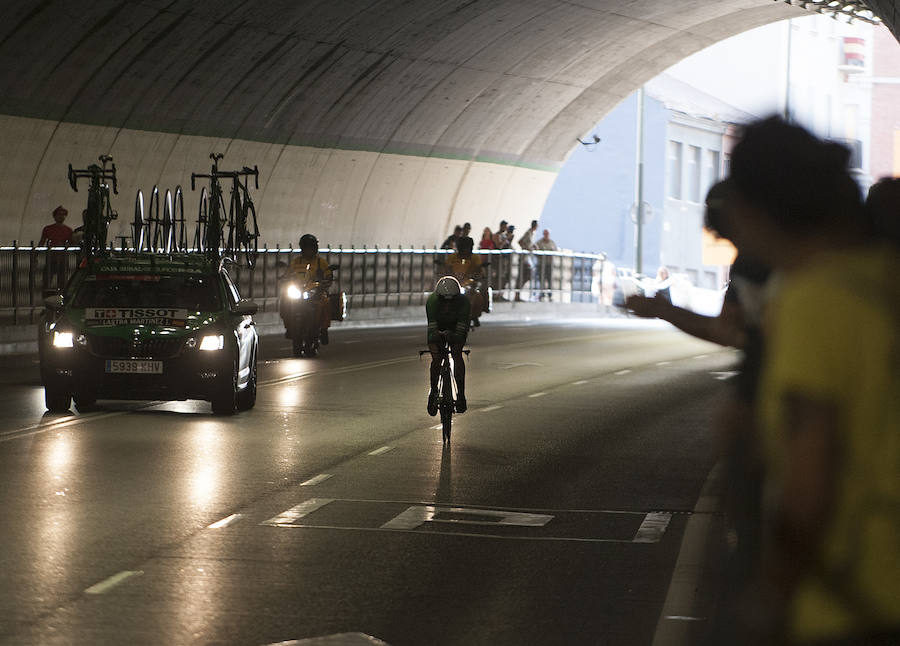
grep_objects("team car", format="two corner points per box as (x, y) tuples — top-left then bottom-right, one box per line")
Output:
(39, 253), (259, 415)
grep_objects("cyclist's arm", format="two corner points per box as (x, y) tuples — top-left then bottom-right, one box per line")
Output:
(426, 293), (440, 344)
(452, 297), (471, 343)
(319, 258), (334, 288)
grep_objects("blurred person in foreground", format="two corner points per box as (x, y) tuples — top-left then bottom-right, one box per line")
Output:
(863, 176), (900, 245)
(627, 179), (771, 645)
(727, 116), (899, 645)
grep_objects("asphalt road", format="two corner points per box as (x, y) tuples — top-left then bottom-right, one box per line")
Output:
(0, 319), (738, 646)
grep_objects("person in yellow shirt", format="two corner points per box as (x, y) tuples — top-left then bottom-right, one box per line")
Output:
(285, 233), (333, 344)
(727, 116), (900, 645)
(442, 235), (485, 327)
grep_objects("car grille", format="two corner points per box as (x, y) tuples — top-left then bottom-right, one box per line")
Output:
(88, 336), (186, 359)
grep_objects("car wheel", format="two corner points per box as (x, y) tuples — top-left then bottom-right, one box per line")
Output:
(73, 388), (97, 412)
(211, 361), (237, 416)
(45, 382), (71, 412)
(236, 351), (257, 411)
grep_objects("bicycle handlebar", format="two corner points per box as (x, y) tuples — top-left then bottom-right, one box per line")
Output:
(67, 163), (118, 194)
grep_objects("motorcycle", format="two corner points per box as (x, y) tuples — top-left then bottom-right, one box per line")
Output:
(279, 265), (345, 357)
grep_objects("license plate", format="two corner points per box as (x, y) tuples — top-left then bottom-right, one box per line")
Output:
(105, 359), (163, 374)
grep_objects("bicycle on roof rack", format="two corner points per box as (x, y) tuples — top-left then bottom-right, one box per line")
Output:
(133, 184), (187, 254)
(191, 153), (260, 268)
(67, 155), (118, 260)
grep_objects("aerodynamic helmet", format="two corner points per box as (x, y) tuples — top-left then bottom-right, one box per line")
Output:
(435, 276), (461, 299)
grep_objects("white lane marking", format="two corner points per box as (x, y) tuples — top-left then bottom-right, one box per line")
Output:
(633, 512), (673, 543)
(614, 369), (632, 376)
(343, 340), (361, 344)
(710, 371), (739, 381)
(381, 505), (554, 531)
(272, 634), (391, 646)
(664, 616), (706, 621)
(528, 392), (547, 398)
(430, 424), (443, 430)
(571, 380), (588, 385)
(495, 362), (544, 370)
(656, 361), (671, 366)
(85, 570), (143, 595)
(0, 410), (140, 443)
(261, 498), (334, 526)
(693, 354), (708, 359)
(301, 474), (333, 486)
(652, 462), (723, 646)
(368, 446), (394, 456)
(480, 404), (504, 412)
(207, 514), (243, 529)
(279, 524), (630, 543)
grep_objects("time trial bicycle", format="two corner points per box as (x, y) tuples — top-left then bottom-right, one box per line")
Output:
(419, 333), (469, 444)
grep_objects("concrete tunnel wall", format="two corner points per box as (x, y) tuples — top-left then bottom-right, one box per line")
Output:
(1, 114), (555, 248)
(1, 1), (828, 250)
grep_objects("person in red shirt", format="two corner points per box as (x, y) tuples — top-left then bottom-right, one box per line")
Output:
(41, 206), (73, 288)
(40, 206), (73, 246)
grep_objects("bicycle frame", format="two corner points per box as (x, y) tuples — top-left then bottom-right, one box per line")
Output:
(68, 155), (118, 259)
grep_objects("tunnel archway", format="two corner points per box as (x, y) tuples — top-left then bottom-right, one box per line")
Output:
(0, 1), (890, 246)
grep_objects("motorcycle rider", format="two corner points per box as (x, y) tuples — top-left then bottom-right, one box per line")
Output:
(426, 276), (470, 415)
(442, 235), (485, 327)
(282, 233), (333, 344)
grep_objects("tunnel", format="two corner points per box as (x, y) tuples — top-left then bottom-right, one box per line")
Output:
(1, 0), (896, 247)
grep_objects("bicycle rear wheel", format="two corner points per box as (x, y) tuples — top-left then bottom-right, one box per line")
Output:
(239, 200), (259, 268)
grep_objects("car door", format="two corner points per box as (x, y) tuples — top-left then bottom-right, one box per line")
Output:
(221, 270), (256, 389)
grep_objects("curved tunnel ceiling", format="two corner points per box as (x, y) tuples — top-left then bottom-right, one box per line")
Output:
(1, 1), (893, 245)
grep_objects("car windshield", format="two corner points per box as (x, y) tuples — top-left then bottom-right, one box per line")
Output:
(72, 274), (222, 311)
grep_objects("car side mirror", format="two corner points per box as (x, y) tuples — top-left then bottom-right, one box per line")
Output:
(43, 294), (64, 310)
(233, 299), (258, 316)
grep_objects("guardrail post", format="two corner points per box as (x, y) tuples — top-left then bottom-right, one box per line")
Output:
(12, 240), (19, 325)
(384, 245), (391, 307)
(28, 241), (36, 322)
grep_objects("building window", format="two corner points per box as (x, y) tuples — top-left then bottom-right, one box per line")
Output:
(704, 149), (720, 196)
(688, 145), (701, 202)
(668, 141), (683, 199)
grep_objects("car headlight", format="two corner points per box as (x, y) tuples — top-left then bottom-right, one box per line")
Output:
(52, 331), (74, 348)
(287, 284), (303, 300)
(198, 334), (224, 351)
(302, 291), (311, 300)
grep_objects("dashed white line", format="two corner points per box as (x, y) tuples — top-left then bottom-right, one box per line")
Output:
(693, 354), (708, 360)
(261, 498), (334, 526)
(614, 369), (632, 376)
(301, 474), (334, 486)
(85, 570), (143, 595)
(480, 404), (504, 412)
(656, 361), (671, 366)
(368, 446), (394, 456)
(208, 514), (243, 529)
(633, 512), (673, 543)
(571, 380), (588, 385)
(528, 392), (547, 398)
(430, 423), (443, 430)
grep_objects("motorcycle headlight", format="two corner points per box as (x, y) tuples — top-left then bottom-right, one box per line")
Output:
(52, 331), (74, 348)
(198, 334), (224, 351)
(76, 333), (88, 347)
(287, 284), (303, 300)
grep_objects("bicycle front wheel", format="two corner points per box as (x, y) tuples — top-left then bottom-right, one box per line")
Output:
(440, 364), (454, 444)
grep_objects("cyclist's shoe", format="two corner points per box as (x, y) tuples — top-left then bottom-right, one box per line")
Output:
(427, 391), (439, 416)
(473, 318), (481, 327)
(455, 394), (467, 414)
(320, 329), (329, 345)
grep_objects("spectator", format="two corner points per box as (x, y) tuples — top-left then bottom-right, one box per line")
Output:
(462, 222), (472, 239)
(727, 116), (900, 645)
(863, 176), (900, 245)
(478, 227), (495, 250)
(535, 228), (558, 300)
(441, 225), (462, 250)
(492, 220), (508, 248)
(40, 205), (73, 289)
(653, 266), (672, 303)
(40, 205), (73, 247)
(515, 219), (538, 301)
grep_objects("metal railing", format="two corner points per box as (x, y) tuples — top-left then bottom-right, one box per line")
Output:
(0, 243), (607, 325)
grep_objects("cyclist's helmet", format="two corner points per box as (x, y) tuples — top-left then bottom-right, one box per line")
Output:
(299, 233), (318, 254)
(435, 276), (461, 299)
(456, 236), (474, 252)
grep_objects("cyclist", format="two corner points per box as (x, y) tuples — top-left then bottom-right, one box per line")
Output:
(426, 276), (470, 415)
(285, 234), (333, 344)
(442, 235), (485, 327)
